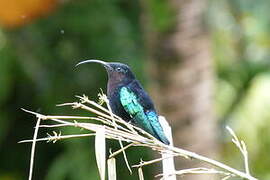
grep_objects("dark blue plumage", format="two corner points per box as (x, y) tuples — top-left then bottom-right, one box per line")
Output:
(76, 60), (170, 145)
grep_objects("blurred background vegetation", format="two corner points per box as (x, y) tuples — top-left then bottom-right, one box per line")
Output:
(0, 0), (269, 179)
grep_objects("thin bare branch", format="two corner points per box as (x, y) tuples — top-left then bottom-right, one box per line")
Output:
(156, 167), (234, 179)
(28, 117), (41, 180)
(132, 155), (177, 168)
(109, 143), (134, 158)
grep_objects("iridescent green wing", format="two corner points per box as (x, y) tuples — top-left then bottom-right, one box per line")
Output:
(119, 87), (155, 135)
(120, 86), (170, 145)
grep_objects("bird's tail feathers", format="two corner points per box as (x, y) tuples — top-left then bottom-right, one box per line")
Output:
(150, 123), (170, 145)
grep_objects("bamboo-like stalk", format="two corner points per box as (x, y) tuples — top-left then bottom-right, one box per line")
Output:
(159, 116), (176, 180)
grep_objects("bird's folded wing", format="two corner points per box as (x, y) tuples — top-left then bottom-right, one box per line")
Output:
(119, 86), (170, 145)
(119, 87), (156, 134)
(119, 86), (143, 115)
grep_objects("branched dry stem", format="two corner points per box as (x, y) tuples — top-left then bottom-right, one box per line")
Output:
(226, 126), (250, 176)
(101, 92), (133, 174)
(20, 94), (257, 180)
(19, 133), (96, 143)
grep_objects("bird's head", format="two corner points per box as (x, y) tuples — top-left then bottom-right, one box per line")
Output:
(76, 59), (135, 84)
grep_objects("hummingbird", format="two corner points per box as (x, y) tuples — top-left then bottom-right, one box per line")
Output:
(76, 60), (170, 145)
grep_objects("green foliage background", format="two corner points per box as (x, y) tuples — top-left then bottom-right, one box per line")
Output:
(0, 0), (269, 179)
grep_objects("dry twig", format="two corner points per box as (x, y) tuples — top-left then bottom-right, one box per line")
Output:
(20, 94), (257, 180)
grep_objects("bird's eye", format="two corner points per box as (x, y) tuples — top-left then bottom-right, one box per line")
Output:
(116, 67), (122, 72)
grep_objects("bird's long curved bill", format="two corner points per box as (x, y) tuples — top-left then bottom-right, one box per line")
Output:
(75, 59), (109, 68)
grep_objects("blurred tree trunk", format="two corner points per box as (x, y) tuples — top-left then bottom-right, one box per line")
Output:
(141, 0), (218, 179)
